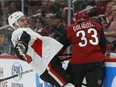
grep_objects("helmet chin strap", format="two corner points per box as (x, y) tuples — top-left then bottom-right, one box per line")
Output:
(15, 21), (21, 28)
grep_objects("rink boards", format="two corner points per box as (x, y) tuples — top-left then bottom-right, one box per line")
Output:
(0, 56), (116, 87)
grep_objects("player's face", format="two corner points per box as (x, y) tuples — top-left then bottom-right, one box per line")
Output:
(17, 16), (30, 28)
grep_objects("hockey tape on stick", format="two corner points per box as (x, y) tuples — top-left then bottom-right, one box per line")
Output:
(0, 69), (33, 82)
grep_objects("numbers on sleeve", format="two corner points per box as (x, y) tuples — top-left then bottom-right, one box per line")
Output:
(76, 28), (98, 47)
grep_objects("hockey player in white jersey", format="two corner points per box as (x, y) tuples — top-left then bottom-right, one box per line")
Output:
(8, 11), (75, 87)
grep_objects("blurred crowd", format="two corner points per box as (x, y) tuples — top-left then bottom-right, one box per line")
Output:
(0, 0), (116, 58)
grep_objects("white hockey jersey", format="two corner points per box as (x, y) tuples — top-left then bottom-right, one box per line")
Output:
(11, 28), (63, 75)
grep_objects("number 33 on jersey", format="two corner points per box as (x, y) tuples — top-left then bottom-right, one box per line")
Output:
(67, 21), (101, 47)
(66, 20), (105, 63)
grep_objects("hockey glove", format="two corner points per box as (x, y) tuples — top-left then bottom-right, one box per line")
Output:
(15, 41), (28, 61)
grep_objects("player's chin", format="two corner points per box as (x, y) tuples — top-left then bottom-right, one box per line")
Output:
(24, 25), (30, 28)
(27, 23), (30, 26)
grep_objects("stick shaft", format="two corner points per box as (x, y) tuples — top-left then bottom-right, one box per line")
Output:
(0, 69), (33, 82)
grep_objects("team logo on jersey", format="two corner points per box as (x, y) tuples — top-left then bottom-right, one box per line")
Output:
(12, 62), (23, 81)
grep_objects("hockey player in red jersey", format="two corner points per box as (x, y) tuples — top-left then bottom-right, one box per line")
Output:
(60, 11), (107, 87)
(8, 11), (75, 87)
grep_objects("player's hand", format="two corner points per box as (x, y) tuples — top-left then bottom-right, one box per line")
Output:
(15, 42), (27, 61)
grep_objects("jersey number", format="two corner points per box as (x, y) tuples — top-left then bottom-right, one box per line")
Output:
(76, 28), (98, 47)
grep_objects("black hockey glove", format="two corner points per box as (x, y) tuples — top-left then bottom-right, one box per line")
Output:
(15, 41), (28, 61)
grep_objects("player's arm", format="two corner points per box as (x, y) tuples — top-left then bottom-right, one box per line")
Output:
(104, 31), (116, 37)
(99, 28), (107, 54)
(15, 31), (30, 61)
(59, 31), (70, 50)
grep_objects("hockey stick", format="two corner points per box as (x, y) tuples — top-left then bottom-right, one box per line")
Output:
(0, 69), (33, 82)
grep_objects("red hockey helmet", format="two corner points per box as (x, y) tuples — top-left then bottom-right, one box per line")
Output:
(74, 11), (89, 23)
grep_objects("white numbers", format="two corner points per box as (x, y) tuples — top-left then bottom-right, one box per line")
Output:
(88, 28), (98, 45)
(76, 30), (87, 47)
(76, 28), (98, 47)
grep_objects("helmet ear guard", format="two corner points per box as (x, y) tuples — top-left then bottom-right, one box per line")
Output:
(8, 11), (24, 29)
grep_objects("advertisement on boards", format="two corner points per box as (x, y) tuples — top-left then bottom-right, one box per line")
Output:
(104, 61), (116, 87)
(1, 56), (116, 87)
(0, 56), (52, 87)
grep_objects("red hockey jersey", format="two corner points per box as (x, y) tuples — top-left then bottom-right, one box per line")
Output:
(66, 20), (106, 64)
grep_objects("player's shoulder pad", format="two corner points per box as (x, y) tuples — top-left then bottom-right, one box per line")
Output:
(12, 28), (30, 37)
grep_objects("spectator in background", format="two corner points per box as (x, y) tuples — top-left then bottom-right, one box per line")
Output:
(86, 0), (96, 6)
(72, 0), (87, 13)
(5, 1), (21, 17)
(61, 7), (74, 26)
(0, 30), (6, 46)
(35, 17), (51, 36)
(28, 17), (37, 30)
(104, 1), (115, 24)
(40, 12), (55, 36)
(0, 31), (7, 55)
(95, 15), (109, 32)
(0, 20), (2, 27)
(27, 6), (38, 17)
(95, 0), (109, 16)
(45, 12), (54, 28)
(104, 5), (116, 41)
(0, 30), (15, 55)
(48, 0), (59, 14)
(51, 13), (66, 41)
(40, 2), (50, 17)
(87, 0), (109, 17)
(104, 4), (116, 57)
(104, 4), (116, 42)
(112, 0), (116, 2)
